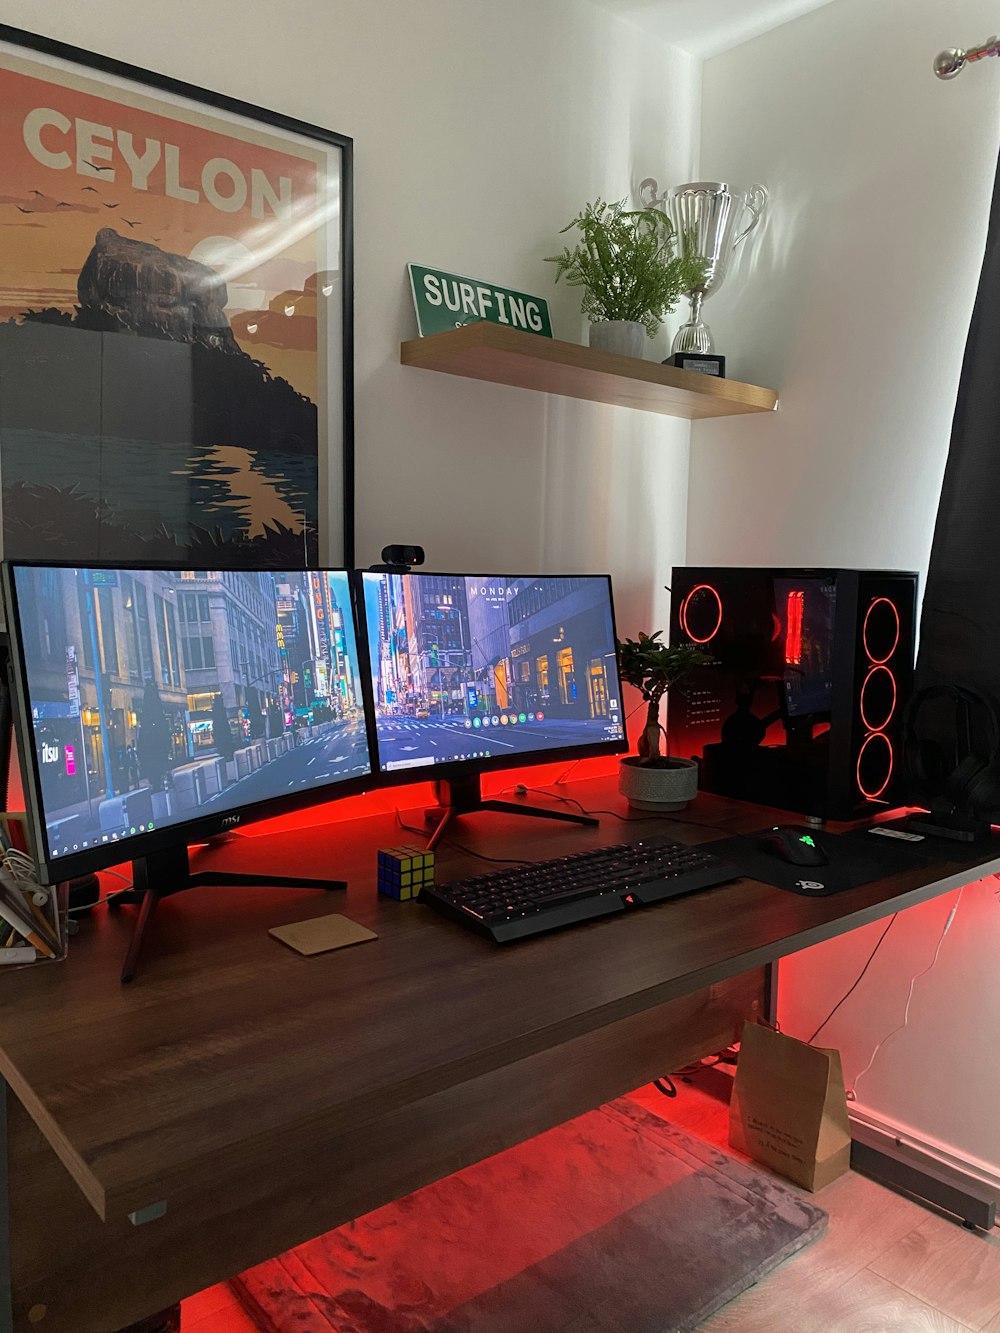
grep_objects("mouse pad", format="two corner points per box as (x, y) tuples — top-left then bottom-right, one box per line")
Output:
(842, 818), (1000, 865)
(707, 826), (924, 897)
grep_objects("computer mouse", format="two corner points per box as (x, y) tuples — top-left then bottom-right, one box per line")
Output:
(760, 826), (828, 866)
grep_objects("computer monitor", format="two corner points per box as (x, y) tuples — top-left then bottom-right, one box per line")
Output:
(360, 571), (626, 845)
(2, 562), (373, 979)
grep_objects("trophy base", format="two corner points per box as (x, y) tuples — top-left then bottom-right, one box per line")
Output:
(667, 352), (726, 378)
(671, 319), (714, 356)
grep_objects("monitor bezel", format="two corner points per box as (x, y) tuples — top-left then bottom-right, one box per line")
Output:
(2, 560), (377, 885)
(356, 568), (629, 788)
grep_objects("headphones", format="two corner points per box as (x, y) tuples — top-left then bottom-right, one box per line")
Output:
(902, 682), (1000, 817)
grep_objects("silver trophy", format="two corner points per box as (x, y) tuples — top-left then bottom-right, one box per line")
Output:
(639, 179), (768, 356)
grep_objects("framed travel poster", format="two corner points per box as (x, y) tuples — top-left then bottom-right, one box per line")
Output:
(0, 24), (353, 567)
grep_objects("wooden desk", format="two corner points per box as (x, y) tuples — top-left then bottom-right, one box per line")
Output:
(1, 778), (997, 1333)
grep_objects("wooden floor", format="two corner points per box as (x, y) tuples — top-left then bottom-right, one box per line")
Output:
(631, 1068), (1000, 1333)
(182, 1068), (1000, 1332)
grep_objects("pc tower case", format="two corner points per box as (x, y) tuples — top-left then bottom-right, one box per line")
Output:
(669, 568), (918, 821)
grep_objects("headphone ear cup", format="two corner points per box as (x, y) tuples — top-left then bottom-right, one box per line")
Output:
(962, 754), (1000, 817)
(944, 753), (987, 810)
(950, 685), (1000, 817)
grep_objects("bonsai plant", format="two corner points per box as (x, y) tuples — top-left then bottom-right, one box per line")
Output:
(616, 630), (713, 810)
(545, 197), (707, 358)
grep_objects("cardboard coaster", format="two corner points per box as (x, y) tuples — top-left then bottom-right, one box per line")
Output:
(269, 913), (377, 957)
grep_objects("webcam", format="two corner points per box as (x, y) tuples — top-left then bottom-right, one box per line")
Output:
(371, 544), (425, 572)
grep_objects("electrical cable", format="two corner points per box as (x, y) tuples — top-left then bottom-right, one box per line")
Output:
(97, 867), (136, 907)
(498, 786), (921, 1061)
(653, 1076), (677, 1098)
(851, 888), (965, 1099)
(807, 913), (898, 1045)
(672, 1055), (724, 1077)
(499, 784), (589, 814)
(505, 784), (754, 835)
(443, 840), (534, 867)
(551, 699), (647, 785)
(394, 810), (429, 839)
(393, 809), (532, 866)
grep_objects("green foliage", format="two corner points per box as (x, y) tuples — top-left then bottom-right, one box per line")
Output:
(617, 632), (712, 700)
(545, 198), (707, 337)
(617, 630), (713, 764)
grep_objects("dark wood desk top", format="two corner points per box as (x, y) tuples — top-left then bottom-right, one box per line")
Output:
(1, 777), (997, 1226)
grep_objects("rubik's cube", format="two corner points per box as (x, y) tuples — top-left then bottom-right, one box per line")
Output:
(377, 845), (435, 901)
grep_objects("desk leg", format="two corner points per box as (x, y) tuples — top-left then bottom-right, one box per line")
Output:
(1, 1079), (12, 1333)
(763, 959), (779, 1026)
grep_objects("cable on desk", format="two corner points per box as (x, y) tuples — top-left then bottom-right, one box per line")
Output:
(509, 785), (751, 835)
(551, 700), (647, 786)
(393, 809), (533, 867)
(807, 913), (899, 1045)
(505, 785), (608, 817)
(444, 840), (534, 867)
(395, 810), (429, 839)
(653, 1076), (678, 1099)
(93, 868), (136, 909)
(589, 808), (685, 825)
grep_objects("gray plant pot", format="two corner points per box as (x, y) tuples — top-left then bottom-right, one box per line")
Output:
(589, 320), (646, 358)
(618, 756), (699, 811)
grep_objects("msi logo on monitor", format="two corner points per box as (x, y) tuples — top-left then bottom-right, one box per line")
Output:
(221, 815), (242, 828)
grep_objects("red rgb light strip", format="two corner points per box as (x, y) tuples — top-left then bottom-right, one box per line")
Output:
(856, 731), (894, 801)
(679, 584), (723, 645)
(863, 597), (900, 665)
(784, 590), (804, 666)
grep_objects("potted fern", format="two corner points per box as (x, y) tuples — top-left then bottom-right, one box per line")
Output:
(617, 631), (712, 810)
(545, 197), (706, 358)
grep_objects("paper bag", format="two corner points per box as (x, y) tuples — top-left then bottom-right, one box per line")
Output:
(729, 1020), (851, 1192)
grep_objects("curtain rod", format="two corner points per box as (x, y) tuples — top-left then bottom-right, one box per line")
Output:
(935, 37), (1000, 79)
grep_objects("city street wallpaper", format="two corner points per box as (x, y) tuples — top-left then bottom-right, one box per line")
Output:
(363, 574), (624, 773)
(12, 565), (368, 863)
(0, 37), (346, 565)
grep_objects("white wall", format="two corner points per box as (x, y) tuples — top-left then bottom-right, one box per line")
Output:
(0, 0), (699, 648)
(693, 0), (1000, 1167)
(690, 0), (1000, 574)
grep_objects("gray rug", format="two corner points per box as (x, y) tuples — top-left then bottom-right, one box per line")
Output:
(231, 1097), (827, 1333)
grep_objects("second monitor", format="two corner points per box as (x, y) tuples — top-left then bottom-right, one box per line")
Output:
(361, 571), (627, 846)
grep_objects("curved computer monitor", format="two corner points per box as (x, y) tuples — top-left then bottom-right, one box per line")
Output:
(360, 571), (627, 785)
(2, 562), (373, 886)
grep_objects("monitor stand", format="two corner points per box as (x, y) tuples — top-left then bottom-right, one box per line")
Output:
(423, 774), (598, 851)
(110, 844), (347, 984)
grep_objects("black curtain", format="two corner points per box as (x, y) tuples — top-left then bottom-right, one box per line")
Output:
(917, 150), (1000, 697)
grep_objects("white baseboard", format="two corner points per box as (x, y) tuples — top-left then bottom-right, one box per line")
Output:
(848, 1102), (1000, 1204)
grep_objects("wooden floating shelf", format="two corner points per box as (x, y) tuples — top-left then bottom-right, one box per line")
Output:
(400, 323), (778, 420)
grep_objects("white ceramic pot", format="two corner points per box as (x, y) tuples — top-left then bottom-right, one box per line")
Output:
(589, 320), (646, 358)
(618, 756), (699, 811)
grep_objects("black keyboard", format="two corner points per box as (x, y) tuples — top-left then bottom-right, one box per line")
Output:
(420, 835), (741, 943)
